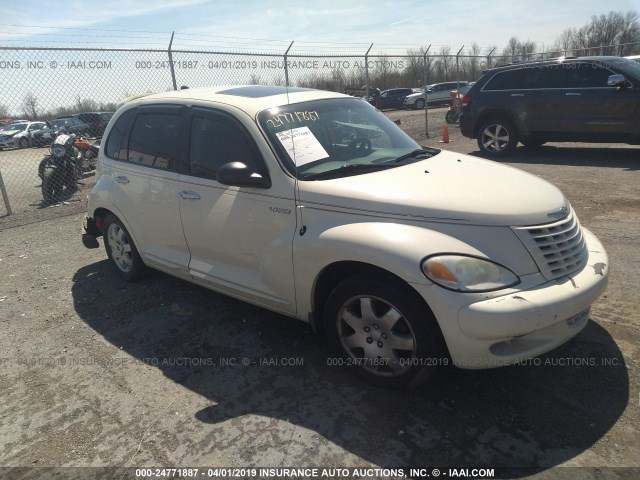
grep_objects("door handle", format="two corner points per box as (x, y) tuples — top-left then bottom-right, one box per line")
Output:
(179, 191), (201, 200)
(565, 93), (581, 96)
(114, 176), (129, 184)
(510, 93), (525, 97)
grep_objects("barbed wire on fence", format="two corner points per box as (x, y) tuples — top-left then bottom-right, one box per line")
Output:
(1, 40), (639, 225)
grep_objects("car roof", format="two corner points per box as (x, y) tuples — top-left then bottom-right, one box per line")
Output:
(135, 85), (349, 116)
(487, 55), (635, 71)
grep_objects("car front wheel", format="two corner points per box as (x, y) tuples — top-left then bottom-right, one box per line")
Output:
(323, 275), (446, 389)
(477, 118), (518, 157)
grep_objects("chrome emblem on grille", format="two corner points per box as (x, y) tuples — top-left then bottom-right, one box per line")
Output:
(547, 206), (569, 218)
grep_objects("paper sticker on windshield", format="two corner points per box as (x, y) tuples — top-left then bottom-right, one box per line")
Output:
(275, 126), (329, 167)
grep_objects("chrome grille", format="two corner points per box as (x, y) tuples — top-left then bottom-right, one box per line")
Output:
(512, 207), (588, 281)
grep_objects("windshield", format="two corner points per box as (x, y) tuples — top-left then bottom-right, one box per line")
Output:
(258, 97), (436, 180)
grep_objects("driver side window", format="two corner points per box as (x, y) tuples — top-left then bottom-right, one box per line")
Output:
(188, 111), (264, 181)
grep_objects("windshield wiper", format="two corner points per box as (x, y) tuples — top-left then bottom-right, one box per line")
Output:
(392, 148), (431, 163)
(303, 163), (397, 181)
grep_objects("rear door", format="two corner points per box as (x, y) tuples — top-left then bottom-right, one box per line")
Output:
(105, 105), (191, 274)
(481, 66), (562, 136)
(178, 107), (297, 314)
(559, 61), (637, 138)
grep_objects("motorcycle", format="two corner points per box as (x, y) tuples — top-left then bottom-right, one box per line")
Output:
(73, 136), (100, 171)
(38, 131), (101, 202)
(39, 133), (84, 203)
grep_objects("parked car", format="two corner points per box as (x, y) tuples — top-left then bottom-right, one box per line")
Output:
(32, 117), (93, 146)
(0, 119), (29, 128)
(57, 112), (113, 138)
(460, 56), (640, 157)
(368, 88), (414, 110)
(404, 81), (470, 109)
(97, 111), (114, 124)
(0, 121), (47, 149)
(81, 85), (608, 389)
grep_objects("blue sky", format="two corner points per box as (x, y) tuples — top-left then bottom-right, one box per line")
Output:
(2, 0), (639, 55)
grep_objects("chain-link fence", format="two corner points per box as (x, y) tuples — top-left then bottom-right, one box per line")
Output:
(1, 41), (639, 228)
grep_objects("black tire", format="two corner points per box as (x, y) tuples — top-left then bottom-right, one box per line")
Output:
(41, 168), (63, 203)
(64, 165), (78, 190)
(445, 109), (460, 124)
(38, 159), (46, 179)
(521, 139), (546, 148)
(323, 274), (446, 390)
(19, 138), (29, 149)
(414, 98), (426, 110)
(102, 213), (146, 281)
(476, 117), (518, 157)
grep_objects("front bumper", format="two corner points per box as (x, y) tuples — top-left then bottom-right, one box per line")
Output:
(413, 228), (609, 369)
(0, 137), (17, 148)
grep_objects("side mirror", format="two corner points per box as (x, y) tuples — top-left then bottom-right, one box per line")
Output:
(216, 162), (271, 189)
(607, 74), (627, 88)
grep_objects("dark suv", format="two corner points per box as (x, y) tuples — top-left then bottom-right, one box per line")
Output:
(459, 56), (640, 157)
(369, 88), (414, 110)
(57, 112), (113, 138)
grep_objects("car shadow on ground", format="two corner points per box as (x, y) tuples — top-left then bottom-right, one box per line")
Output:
(72, 261), (628, 474)
(468, 145), (640, 171)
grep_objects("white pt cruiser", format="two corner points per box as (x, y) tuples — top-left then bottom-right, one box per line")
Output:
(82, 86), (608, 389)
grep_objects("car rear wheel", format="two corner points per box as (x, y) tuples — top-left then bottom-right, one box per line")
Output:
(103, 214), (146, 281)
(414, 99), (426, 110)
(477, 118), (518, 157)
(323, 275), (446, 389)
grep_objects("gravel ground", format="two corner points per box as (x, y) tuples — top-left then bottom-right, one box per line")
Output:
(0, 107), (638, 479)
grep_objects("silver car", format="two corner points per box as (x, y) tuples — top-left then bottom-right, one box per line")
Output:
(404, 81), (470, 109)
(0, 121), (47, 149)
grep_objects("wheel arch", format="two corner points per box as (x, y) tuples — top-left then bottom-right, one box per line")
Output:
(89, 206), (142, 260)
(473, 110), (521, 139)
(311, 260), (438, 339)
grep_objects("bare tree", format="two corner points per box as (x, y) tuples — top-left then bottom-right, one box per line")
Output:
(75, 96), (99, 112)
(248, 74), (262, 84)
(503, 36), (521, 61)
(552, 10), (640, 56)
(0, 104), (9, 117)
(22, 93), (39, 120)
(468, 42), (482, 80)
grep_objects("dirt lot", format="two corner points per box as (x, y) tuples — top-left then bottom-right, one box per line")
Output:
(0, 107), (639, 479)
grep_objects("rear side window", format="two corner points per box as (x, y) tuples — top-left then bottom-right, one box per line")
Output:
(486, 65), (566, 90)
(484, 69), (526, 90)
(127, 113), (181, 171)
(105, 109), (135, 160)
(188, 111), (263, 180)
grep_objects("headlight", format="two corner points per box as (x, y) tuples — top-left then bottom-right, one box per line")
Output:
(51, 144), (66, 158)
(422, 254), (520, 292)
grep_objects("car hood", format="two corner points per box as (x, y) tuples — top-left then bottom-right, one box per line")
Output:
(0, 130), (20, 137)
(298, 151), (567, 227)
(405, 93), (424, 99)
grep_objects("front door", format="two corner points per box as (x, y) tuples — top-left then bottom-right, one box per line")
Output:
(559, 61), (638, 138)
(178, 107), (297, 314)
